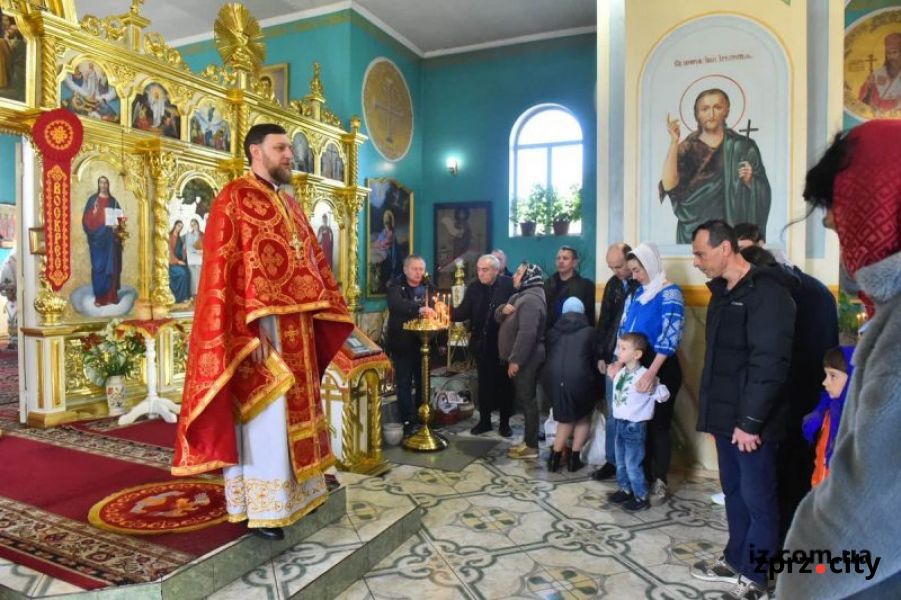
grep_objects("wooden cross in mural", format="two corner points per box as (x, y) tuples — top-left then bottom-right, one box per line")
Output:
(740, 119), (759, 140)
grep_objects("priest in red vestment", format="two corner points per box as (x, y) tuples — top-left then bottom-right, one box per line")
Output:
(172, 123), (353, 540)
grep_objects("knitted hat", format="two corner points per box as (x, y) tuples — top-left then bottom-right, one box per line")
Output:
(562, 297), (585, 314)
(518, 263), (544, 289)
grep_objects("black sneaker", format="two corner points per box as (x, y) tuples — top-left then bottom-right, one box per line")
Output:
(590, 463), (617, 481)
(470, 422), (492, 435)
(607, 490), (634, 504)
(498, 423), (513, 438)
(690, 554), (739, 584)
(623, 496), (650, 511)
(723, 576), (770, 599)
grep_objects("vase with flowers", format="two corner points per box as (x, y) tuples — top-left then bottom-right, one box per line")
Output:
(82, 319), (145, 416)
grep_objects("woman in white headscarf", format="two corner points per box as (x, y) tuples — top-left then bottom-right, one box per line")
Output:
(610, 242), (684, 500)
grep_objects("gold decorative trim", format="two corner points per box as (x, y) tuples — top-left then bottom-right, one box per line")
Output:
(682, 285), (711, 307)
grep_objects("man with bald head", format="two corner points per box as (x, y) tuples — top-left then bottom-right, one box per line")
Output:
(491, 249), (512, 277)
(456, 254), (515, 436)
(590, 243), (640, 481)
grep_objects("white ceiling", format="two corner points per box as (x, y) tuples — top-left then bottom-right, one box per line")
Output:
(73, 0), (596, 57)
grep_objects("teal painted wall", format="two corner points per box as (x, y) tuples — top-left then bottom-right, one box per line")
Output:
(0, 134), (16, 206)
(420, 35), (597, 278)
(348, 13), (422, 311)
(179, 14), (597, 305)
(181, 12), (355, 118)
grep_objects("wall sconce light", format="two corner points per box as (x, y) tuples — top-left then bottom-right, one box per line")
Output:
(446, 157), (459, 176)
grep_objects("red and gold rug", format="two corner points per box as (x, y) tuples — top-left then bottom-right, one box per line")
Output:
(89, 480), (228, 535)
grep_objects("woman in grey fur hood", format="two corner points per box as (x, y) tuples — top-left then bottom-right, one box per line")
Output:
(778, 120), (901, 599)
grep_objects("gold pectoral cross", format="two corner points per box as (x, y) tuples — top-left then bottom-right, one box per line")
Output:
(289, 234), (302, 259)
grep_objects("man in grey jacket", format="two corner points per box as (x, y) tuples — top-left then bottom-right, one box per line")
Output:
(496, 262), (547, 459)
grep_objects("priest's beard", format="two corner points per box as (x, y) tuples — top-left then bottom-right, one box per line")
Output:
(262, 154), (293, 185)
(268, 163), (292, 185)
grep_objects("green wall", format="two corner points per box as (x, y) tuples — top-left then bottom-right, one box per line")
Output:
(419, 35), (597, 278)
(179, 13), (597, 307)
(0, 134), (16, 206)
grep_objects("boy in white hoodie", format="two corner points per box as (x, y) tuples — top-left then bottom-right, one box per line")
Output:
(606, 332), (670, 511)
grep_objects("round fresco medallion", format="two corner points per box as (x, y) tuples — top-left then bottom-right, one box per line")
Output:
(362, 58), (414, 161)
(844, 7), (901, 121)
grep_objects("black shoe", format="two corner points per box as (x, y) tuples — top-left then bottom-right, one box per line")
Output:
(537, 431), (546, 442)
(470, 422), (492, 435)
(568, 452), (585, 472)
(403, 421), (416, 436)
(325, 473), (340, 492)
(498, 423), (513, 438)
(590, 463), (617, 481)
(607, 490), (634, 504)
(547, 450), (562, 472)
(250, 526), (284, 540)
(623, 496), (650, 511)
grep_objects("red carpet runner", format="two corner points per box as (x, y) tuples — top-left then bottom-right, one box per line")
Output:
(0, 417), (245, 590)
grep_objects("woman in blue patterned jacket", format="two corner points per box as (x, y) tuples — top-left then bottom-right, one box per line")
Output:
(611, 242), (684, 501)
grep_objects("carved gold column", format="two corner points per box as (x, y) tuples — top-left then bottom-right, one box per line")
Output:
(342, 118), (368, 314)
(340, 394), (359, 470)
(344, 192), (363, 314)
(146, 150), (176, 309)
(40, 34), (58, 109)
(364, 370), (383, 463)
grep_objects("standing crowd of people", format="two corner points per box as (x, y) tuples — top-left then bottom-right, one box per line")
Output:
(382, 124), (899, 600)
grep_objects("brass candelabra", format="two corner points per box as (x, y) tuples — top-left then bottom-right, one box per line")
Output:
(401, 317), (448, 451)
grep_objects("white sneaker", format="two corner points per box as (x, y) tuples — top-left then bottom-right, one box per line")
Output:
(711, 492), (726, 505)
(651, 478), (669, 501)
(723, 576), (769, 599)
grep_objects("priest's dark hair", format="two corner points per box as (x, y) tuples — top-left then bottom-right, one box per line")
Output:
(692, 219), (738, 253)
(244, 123), (287, 164)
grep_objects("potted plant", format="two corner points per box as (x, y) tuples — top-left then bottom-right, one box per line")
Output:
(518, 184), (551, 236)
(82, 319), (145, 416)
(550, 185), (582, 236)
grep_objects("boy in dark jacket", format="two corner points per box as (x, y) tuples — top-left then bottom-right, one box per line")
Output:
(689, 220), (795, 600)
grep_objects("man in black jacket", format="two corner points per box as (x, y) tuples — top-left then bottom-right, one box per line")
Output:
(738, 239), (839, 547)
(590, 242), (640, 481)
(544, 246), (596, 329)
(455, 254), (515, 436)
(385, 255), (437, 435)
(689, 220), (795, 599)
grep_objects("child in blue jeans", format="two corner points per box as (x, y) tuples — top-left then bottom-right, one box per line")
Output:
(606, 333), (670, 511)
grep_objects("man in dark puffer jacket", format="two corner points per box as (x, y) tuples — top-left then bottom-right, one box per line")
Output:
(689, 220), (795, 600)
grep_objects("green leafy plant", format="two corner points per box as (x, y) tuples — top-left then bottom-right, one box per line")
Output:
(81, 319), (145, 387)
(549, 185), (582, 224)
(837, 290), (864, 344)
(523, 184), (551, 229)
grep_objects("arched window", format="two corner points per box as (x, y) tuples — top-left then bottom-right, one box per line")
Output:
(510, 105), (583, 235)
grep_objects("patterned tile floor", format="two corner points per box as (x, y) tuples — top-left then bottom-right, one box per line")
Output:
(0, 415), (736, 599)
(214, 416), (735, 599)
